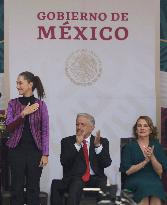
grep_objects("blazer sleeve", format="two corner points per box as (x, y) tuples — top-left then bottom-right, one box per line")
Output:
(96, 138), (112, 168)
(5, 99), (24, 132)
(40, 101), (49, 156)
(60, 136), (81, 167)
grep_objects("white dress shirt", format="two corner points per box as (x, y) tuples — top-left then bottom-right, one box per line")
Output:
(74, 135), (103, 175)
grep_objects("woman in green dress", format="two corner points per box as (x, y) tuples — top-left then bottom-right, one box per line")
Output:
(120, 116), (167, 205)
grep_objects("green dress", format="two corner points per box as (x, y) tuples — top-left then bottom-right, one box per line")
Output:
(120, 138), (167, 203)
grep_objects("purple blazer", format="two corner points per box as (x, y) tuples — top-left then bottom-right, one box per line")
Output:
(5, 98), (49, 156)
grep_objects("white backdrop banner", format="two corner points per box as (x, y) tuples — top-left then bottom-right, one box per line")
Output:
(6, 0), (159, 197)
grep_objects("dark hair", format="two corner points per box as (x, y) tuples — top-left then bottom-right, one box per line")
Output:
(133, 116), (158, 139)
(19, 71), (45, 99)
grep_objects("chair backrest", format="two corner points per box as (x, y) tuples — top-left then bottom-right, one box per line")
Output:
(120, 137), (135, 189)
(120, 137), (134, 149)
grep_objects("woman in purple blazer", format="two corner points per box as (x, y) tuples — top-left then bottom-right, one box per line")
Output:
(5, 71), (49, 205)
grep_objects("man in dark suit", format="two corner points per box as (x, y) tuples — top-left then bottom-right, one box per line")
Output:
(51, 113), (112, 205)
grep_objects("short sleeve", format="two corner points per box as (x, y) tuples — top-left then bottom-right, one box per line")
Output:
(120, 143), (133, 173)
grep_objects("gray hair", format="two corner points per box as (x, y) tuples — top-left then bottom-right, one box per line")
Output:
(76, 113), (95, 126)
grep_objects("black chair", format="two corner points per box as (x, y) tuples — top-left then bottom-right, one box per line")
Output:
(50, 179), (99, 205)
(120, 137), (135, 189)
(51, 179), (117, 205)
(64, 187), (101, 205)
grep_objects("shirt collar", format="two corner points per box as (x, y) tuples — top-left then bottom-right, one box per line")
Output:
(84, 135), (91, 144)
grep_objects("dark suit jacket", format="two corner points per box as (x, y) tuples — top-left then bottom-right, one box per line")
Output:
(60, 135), (112, 180)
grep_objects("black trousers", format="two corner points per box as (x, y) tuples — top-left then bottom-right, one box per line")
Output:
(50, 175), (107, 205)
(8, 143), (42, 205)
